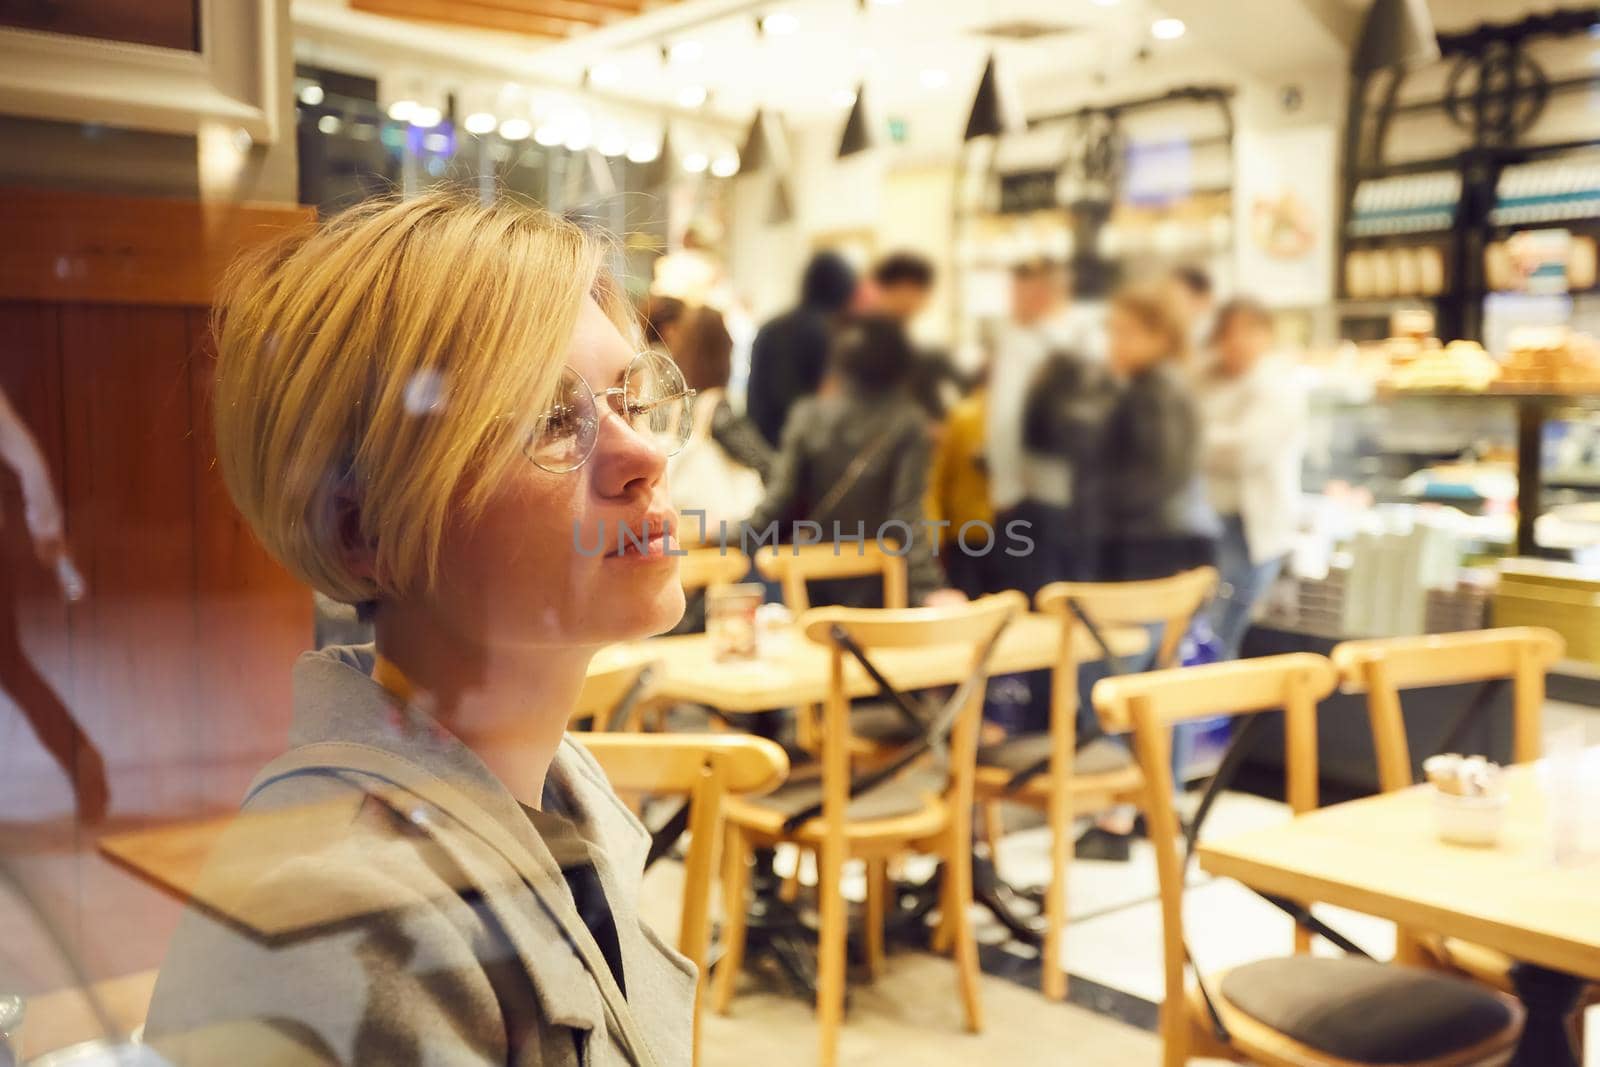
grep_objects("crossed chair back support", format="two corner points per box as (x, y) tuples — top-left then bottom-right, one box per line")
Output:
(1329, 627), (1565, 793)
(678, 547), (752, 596)
(572, 658), (659, 732)
(754, 542), (909, 614)
(572, 732), (788, 1067)
(1093, 654), (1340, 1060)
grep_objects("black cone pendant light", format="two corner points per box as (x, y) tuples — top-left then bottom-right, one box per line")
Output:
(1352, 0), (1439, 73)
(741, 108), (770, 173)
(964, 55), (1004, 141)
(837, 83), (872, 158)
(768, 176), (794, 224)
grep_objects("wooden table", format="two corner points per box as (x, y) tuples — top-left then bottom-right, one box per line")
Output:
(1198, 756), (1600, 1066)
(594, 612), (1149, 715)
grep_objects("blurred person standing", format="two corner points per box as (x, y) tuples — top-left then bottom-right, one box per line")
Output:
(745, 251), (857, 447)
(1167, 265), (1216, 355)
(984, 259), (1101, 594)
(1100, 284), (1217, 581)
(1197, 298), (1306, 658)
(746, 316), (962, 609)
(865, 251), (968, 420)
(925, 384), (992, 598)
(640, 293), (688, 355)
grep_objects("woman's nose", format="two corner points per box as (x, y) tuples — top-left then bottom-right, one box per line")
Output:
(589, 412), (667, 500)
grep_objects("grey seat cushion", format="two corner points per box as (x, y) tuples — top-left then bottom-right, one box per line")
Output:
(747, 773), (933, 822)
(848, 702), (926, 744)
(1219, 956), (1514, 1064)
(976, 734), (1133, 777)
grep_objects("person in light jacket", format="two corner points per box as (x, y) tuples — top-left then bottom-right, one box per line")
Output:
(144, 191), (698, 1066)
(1197, 297), (1307, 657)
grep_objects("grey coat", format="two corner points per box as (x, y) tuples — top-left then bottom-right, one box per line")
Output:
(143, 645), (695, 1066)
(745, 388), (943, 605)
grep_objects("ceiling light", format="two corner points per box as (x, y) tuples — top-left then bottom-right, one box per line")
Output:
(669, 40), (703, 64)
(410, 105), (442, 128)
(423, 132), (450, 153)
(588, 62), (622, 87)
(464, 112), (498, 135)
(317, 114), (341, 135)
(299, 83), (325, 106)
(919, 68), (950, 90)
(534, 123), (564, 146)
(598, 133), (629, 157)
(498, 117), (532, 141)
(387, 99), (416, 122)
(564, 128), (591, 152)
(682, 152), (709, 173)
(760, 11), (799, 35)
(627, 140), (661, 163)
(1151, 17), (1186, 39)
(676, 84), (708, 108)
(711, 153), (740, 177)
(831, 88), (858, 108)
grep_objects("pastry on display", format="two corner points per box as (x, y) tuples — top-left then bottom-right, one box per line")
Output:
(1386, 339), (1500, 391)
(1499, 326), (1600, 390)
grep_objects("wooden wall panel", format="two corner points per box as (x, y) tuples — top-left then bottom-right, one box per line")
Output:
(58, 306), (201, 818)
(186, 311), (306, 809)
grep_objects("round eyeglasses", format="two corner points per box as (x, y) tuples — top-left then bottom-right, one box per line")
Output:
(525, 350), (696, 473)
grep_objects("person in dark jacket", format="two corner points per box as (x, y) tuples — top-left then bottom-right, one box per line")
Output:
(1021, 349), (1119, 584)
(1100, 284), (1218, 581)
(746, 316), (963, 609)
(745, 252), (857, 447)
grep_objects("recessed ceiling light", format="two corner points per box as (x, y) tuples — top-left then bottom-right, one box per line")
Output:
(1151, 17), (1186, 39)
(598, 133), (629, 157)
(464, 112), (498, 135)
(627, 140), (661, 163)
(410, 105), (442, 128)
(498, 117), (532, 141)
(316, 114), (341, 135)
(299, 84), (325, 106)
(534, 123), (564, 146)
(423, 132), (449, 153)
(710, 153), (740, 177)
(387, 99), (416, 122)
(564, 128), (591, 152)
(761, 11), (799, 35)
(676, 84), (708, 108)
(669, 40), (703, 64)
(919, 68), (950, 90)
(588, 62), (622, 87)
(831, 87), (858, 108)
(682, 152), (709, 173)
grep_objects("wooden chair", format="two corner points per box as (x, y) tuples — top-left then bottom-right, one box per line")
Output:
(712, 591), (1027, 1067)
(679, 546), (752, 596)
(753, 542), (908, 613)
(972, 567), (1216, 1000)
(1093, 654), (1524, 1067)
(1330, 627), (1566, 988)
(574, 732), (789, 1067)
(572, 656), (659, 732)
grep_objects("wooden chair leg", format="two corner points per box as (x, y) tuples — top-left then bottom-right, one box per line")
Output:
(816, 840), (848, 1067)
(865, 858), (888, 980)
(1043, 795), (1071, 1001)
(712, 824), (751, 1015)
(982, 801), (1004, 848)
(930, 861), (954, 955)
(946, 835), (984, 1033)
(1294, 925), (1313, 956)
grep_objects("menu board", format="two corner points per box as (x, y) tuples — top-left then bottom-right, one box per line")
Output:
(0, 0), (199, 52)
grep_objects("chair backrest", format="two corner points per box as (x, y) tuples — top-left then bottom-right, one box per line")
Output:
(795, 590), (1027, 850)
(678, 546), (752, 595)
(1091, 653), (1339, 1024)
(572, 732), (788, 1066)
(754, 542), (908, 613)
(1035, 567), (1218, 755)
(573, 657), (656, 731)
(1329, 627), (1565, 793)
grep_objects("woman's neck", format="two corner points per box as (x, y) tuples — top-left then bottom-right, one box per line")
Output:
(373, 606), (594, 809)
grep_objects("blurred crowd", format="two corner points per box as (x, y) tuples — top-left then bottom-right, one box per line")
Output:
(638, 249), (1309, 665)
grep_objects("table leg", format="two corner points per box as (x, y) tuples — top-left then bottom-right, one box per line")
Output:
(1508, 963), (1584, 1067)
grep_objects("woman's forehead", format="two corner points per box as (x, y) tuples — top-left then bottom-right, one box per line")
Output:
(567, 296), (635, 384)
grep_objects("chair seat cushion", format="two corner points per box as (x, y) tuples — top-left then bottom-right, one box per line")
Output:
(745, 773), (933, 823)
(976, 734), (1133, 777)
(1218, 956), (1515, 1064)
(848, 702), (926, 745)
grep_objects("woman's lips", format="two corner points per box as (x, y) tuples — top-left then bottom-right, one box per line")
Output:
(603, 520), (674, 562)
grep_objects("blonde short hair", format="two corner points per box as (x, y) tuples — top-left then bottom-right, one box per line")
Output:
(212, 189), (631, 605)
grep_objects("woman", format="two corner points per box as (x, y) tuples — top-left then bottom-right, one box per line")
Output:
(144, 192), (697, 1065)
(1100, 285), (1217, 581)
(746, 315), (962, 609)
(1198, 297), (1306, 658)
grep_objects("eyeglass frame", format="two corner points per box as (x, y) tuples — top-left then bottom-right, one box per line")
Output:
(526, 350), (697, 474)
